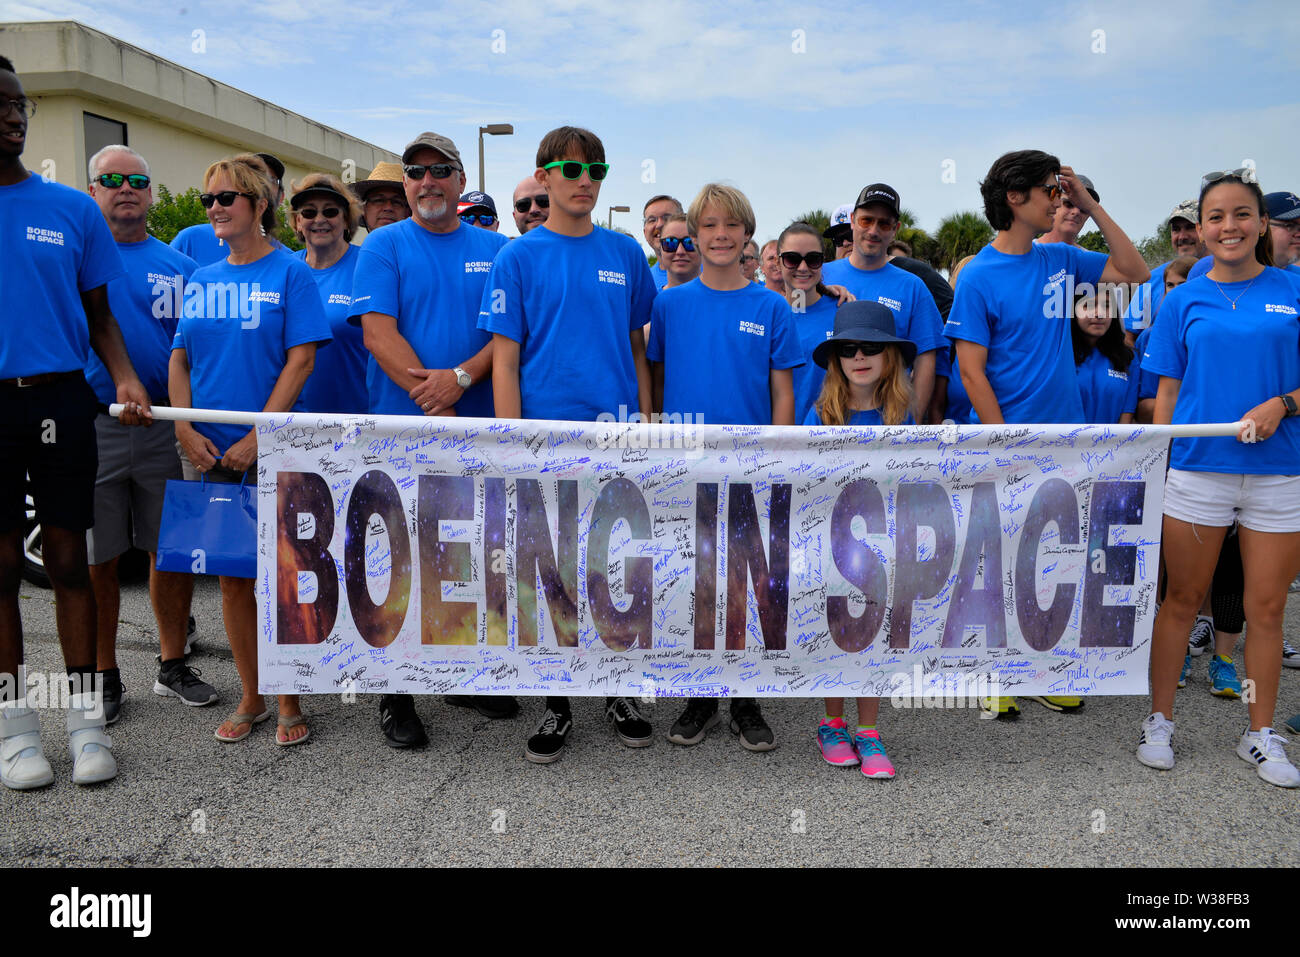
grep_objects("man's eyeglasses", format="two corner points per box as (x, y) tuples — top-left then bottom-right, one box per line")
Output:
(644, 213), (674, 227)
(298, 206), (341, 220)
(364, 193), (407, 207)
(1272, 220), (1300, 235)
(660, 236), (696, 253)
(834, 341), (888, 358)
(780, 250), (825, 270)
(739, 254), (756, 264)
(542, 160), (610, 181)
(1201, 167), (1257, 190)
(1, 97), (35, 119)
(461, 213), (496, 227)
(95, 173), (150, 190)
(514, 195), (550, 214)
(1036, 182), (1063, 201)
(200, 191), (256, 208)
(404, 163), (459, 180)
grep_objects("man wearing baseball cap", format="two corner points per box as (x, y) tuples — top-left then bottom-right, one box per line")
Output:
(349, 131), (516, 744)
(458, 190), (499, 232)
(1123, 198), (1206, 333)
(352, 161), (410, 234)
(823, 203), (854, 260)
(1265, 191), (1300, 271)
(170, 152), (286, 265)
(821, 184), (946, 418)
(1036, 173), (1099, 246)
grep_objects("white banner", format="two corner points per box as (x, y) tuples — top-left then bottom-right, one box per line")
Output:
(253, 415), (1170, 699)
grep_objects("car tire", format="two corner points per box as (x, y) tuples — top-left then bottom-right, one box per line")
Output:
(22, 488), (50, 589)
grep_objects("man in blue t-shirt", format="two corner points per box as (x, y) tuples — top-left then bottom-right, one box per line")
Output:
(0, 57), (153, 791)
(643, 194), (682, 291)
(822, 184), (946, 418)
(1035, 173), (1099, 246)
(350, 131), (513, 744)
(85, 145), (212, 725)
(479, 125), (656, 764)
(944, 148), (1149, 718)
(1265, 191), (1300, 271)
(1123, 199), (1205, 333)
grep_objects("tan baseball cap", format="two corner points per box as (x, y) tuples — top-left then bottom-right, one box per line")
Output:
(401, 132), (464, 169)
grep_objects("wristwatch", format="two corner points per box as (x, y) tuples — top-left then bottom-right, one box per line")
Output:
(454, 366), (472, 390)
(1279, 394), (1298, 417)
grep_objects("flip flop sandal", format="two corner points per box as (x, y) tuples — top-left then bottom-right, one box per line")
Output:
(215, 708), (271, 743)
(275, 714), (311, 747)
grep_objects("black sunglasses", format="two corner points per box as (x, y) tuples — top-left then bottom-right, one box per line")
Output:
(542, 160), (610, 181)
(834, 341), (887, 358)
(95, 172), (150, 189)
(298, 206), (341, 220)
(200, 191), (256, 208)
(781, 250), (825, 269)
(514, 195), (550, 214)
(404, 163), (459, 180)
(659, 236), (696, 253)
(461, 213), (497, 227)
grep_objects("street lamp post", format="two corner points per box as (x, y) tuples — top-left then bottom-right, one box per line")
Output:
(477, 123), (514, 194)
(608, 205), (630, 231)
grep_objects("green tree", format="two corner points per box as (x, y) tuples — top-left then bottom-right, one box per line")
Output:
(932, 210), (993, 272)
(791, 208), (832, 259)
(1135, 219), (1174, 267)
(895, 225), (935, 263)
(146, 184), (208, 244)
(275, 202), (305, 252)
(1077, 230), (1109, 254)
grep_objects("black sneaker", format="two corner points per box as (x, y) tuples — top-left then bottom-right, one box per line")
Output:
(525, 707), (572, 764)
(666, 698), (721, 746)
(1187, 616), (1213, 657)
(446, 694), (520, 720)
(99, 669), (124, 726)
(729, 698), (776, 752)
(379, 694), (427, 748)
(153, 659), (218, 707)
(605, 696), (652, 748)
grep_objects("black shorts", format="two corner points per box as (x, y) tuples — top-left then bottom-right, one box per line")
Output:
(0, 374), (99, 533)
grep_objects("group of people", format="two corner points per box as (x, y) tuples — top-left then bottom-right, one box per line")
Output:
(1, 52), (1298, 793)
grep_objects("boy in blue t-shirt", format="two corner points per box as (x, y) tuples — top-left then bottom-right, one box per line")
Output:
(648, 183), (800, 752)
(943, 149), (1150, 718)
(478, 126), (656, 764)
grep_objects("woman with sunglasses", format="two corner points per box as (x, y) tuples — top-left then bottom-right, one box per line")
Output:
(1139, 170), (1300, 787)
(1071, 284), (1138, 425)
(170, 154), (331, 748)
(803, 301), (917, 779)
(290, 174), (366, 415)
(779, 221), (841, 424)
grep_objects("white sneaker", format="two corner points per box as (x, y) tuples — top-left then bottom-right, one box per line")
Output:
(0, 702), (54, 790)
(66, 692), (116, 785)
(1236, 728), (1300, 788)
(1136, 712), (1175, 770)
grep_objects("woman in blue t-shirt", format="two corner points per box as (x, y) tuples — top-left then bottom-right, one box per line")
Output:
(779, 221), (843, 424)
(1071, 284), (1137, 424)
(170, 154), (330, 749)
(804, 300), (916, 780)
(1138, 171), (1300, 788)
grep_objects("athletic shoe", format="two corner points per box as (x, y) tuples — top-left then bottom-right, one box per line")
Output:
(66, 692), (116, 785)
(666, 699), (720, 746)
(1283, 714), (1300, 736)
(1236, 728), (1300, 788)
(729, 699), (775, 752)
(446, 695), (520, 720)
(1187, 616), (1213, 657)
(1208, 655), (1242, 698)
(524, 707), (572, 764)
(1178, 654), (1192, 689)
(379, 693), (427, 748)
(1282, 640), (1300, 670)
(100, 669), (123, 725)
(154, 659), (218, 706)
(816, 718), (860, 766)
(1026, 695), (1084, 712)
(0, 704), (54, 790)
(1136, 712), (1175, 770)
(605, 696), (652, 748)
(980, 696), (1020, 720)
(852, 728), (896, 779)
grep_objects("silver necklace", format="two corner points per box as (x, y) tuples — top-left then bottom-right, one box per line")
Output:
(1211, 271), (1260, 310)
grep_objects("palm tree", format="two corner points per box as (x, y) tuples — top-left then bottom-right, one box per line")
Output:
(932, 211), (993, 272)
(791, 208), (833, 258)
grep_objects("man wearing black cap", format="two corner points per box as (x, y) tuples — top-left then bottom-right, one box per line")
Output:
(458, 190), (499, 232)
(1266, 191), (1300, 272)
(1036, 173), (1099, 246)
(821, 184), (946, 418)
(350, 131), (515, 745)
(171, 152), (286, 265)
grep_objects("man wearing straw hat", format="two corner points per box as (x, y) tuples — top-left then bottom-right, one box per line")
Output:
(352, 161), (410, 234)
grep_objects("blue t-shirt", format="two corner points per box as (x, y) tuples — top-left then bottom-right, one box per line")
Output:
(0, 175), (123, 379)
(1075, 347), (1138, 424)
(788, 294), (838, 424)
(296, 244), (367, 415)
(1143, 269), (1300, 474)
(1133, 326), (1159, 401)
(943, 243), (1108, 424)
(170, 223), (227, 267)
(172, 248), (332, 453)
(647, 280), (803, 425)
(477, 225), (656, 422)
(820, 258), (945, 359)
(803, 407), (914, 426)
(944, 347), (974, 424)
(1187, 256), (1213, 281)
(1122, 261), (1169, 332)
(85, 238), (196, 405)
(651, 262), (669, 290)
(350, 218), (507, 417)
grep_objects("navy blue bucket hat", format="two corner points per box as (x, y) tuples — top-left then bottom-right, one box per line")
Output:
(812, 300), (917, 368)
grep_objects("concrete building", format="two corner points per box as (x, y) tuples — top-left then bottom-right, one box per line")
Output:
(0, 19), (397, 194)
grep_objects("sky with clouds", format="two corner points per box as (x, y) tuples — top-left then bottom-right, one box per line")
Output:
(4, 0), (1299, 250)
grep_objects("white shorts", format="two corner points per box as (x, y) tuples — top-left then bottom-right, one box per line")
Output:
(1163, 469), (1300, 534)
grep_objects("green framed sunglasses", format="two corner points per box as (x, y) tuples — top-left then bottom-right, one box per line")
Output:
(542, 160), (610, 182)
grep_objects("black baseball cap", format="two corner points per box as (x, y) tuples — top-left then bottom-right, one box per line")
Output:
(255, 152), (285, 182)
(854, 183), (901, 219)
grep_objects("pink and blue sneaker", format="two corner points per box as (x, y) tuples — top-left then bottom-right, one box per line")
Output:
(816, 718), (860, 766)
(852, 728), (896, 779)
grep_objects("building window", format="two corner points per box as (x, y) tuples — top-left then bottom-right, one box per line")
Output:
(84, 112), (128, 173)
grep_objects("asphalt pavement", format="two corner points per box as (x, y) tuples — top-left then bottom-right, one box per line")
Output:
(3, 574), (1298, 867)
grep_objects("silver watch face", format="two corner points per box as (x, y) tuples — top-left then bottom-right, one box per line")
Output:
(456, 370), (471, 388)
